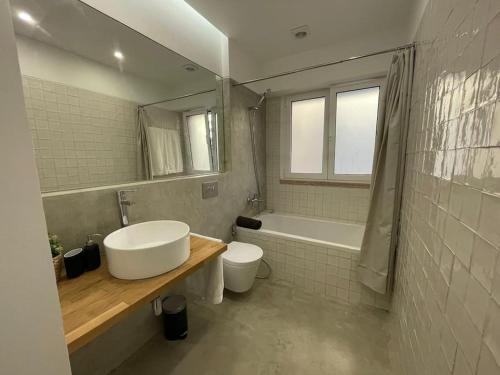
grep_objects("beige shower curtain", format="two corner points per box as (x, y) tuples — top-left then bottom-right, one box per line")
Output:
(137, 107), (153, 180)
(357, 48), (415, 295)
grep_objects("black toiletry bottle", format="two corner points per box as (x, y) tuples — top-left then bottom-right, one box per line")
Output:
(83, 233), (102, 271)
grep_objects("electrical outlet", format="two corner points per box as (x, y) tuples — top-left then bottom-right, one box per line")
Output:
(202, 181), (218, 199)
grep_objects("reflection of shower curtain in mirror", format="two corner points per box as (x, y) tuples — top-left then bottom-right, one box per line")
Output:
(147, 127), (183, 176)
(137, 107), (153, 180)
(137, 107), (184, 179)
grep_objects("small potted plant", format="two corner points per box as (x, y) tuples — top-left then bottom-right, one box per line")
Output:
(49, 234), (64, 282)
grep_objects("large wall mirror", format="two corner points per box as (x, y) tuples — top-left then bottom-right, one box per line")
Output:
(10, 0), (224, 193)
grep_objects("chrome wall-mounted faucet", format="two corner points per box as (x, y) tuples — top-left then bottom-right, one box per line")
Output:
(117, 189), (136, 227)
(247, 193), (264, 208)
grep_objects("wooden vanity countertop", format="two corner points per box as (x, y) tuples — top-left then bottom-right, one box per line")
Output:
(57, 235), (227, 353)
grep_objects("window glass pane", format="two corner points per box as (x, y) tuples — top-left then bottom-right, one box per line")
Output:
(187, 113), (211, 171)
(334, 87), (379, 175)
(291, 97), (325, 174)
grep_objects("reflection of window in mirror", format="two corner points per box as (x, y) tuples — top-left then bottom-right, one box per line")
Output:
(183, 110), (216, 172)
(208, 111), (219, 171)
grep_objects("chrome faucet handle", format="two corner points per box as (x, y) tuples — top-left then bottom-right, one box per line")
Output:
(247, 193), (264, 205)
(118, 189), (137, 194)
(118, 189), (137, 200)
(117, 190), (137, 227)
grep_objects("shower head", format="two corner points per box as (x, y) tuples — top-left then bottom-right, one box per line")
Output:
(249, 89), (271, 111)
(255, 91), (267, 107)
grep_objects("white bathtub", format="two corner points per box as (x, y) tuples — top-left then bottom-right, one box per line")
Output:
(235, 213), (389, 309)
(238, 213), (365, 251)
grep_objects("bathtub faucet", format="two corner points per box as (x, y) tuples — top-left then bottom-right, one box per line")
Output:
(247, 193), (264, 207)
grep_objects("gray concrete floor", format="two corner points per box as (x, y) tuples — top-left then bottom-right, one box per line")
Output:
(110, 280), (400, 375)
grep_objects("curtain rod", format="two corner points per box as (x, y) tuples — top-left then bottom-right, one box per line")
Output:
(139, 42), (415, 108)
(138, 88), (216, 109)
(232, 42), (415, 87)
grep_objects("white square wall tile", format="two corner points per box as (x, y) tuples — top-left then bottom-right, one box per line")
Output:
(440, 244), (455, 284)
(450, 258), (470, 301)
(349, 291), (361, 304)
(327, 256), (338, 266)
(440, 321), (458, 370)
(471, 235), (498, 292)
(325, 284), (337, 298)
(478, 193), (500, 247)
(464, 276), (490, 332)
(476, 343), (500, 375)
(459, 186), (482, 229)
(313, 282), (325, 296)
(446, 291), (482, 369)
(484, 300), (500, 366)
(338, 258), (351, 269)
(337, 288), (348, 302)
(444, 215), (474, 268)
(452, 348), (473, 375)
(492, 257), (500, 304)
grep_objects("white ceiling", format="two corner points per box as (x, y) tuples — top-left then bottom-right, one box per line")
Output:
(10, 0), (218, 92)
(186, 0), (417, 63)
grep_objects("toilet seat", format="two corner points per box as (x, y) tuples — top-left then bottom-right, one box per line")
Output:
(222, 241), (263, 265)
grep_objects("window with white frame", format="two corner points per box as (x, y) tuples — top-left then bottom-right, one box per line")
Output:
(183, 110), (215, 172)
(282, 79), (383, 183)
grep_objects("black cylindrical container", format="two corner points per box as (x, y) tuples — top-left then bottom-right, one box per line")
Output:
(63, 248), (85, 279)
(83, 234), (101, 271)
(162, 295), (188, 340)
(83, 242), (100, 270)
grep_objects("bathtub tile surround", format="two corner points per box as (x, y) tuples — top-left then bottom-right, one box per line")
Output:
(44, 82), (266, 375)
(266, 96), (370, 223)
(237, 214), (390, 309)
(393, 0), (500, 374)
(23, 76), (138, 191)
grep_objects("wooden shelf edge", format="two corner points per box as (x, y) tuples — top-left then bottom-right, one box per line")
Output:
(66, 302), (130, 353)
(60, 237), (227, 354)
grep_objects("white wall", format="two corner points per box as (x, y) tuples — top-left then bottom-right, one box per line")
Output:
(244, 30), (405, 96)
(16, 35), (173, 104)
(80, 0), (229, 77)
(227, 38), (261, 83)
(408, 0), (431, 41)
(0, 1), (71, 374)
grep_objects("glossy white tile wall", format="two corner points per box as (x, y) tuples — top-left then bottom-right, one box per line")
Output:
(22, 76), (137, 191)
(266, 96), (370, 223)
(237, 229), (390, 309)
(393, 0), (500, 374)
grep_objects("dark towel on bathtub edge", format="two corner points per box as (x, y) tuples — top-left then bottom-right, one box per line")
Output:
(236, 216), (262, 230)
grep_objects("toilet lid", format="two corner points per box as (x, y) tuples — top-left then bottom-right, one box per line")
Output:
(222, 241), (263, 264)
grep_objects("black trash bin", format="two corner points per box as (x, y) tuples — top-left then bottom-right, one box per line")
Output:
(162, 295), (188, 340)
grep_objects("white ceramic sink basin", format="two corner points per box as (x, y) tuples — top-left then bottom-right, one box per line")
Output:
(103, 220), (190, 280)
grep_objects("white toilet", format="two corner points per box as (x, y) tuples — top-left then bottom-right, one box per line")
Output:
(222, 241), (263, 293)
